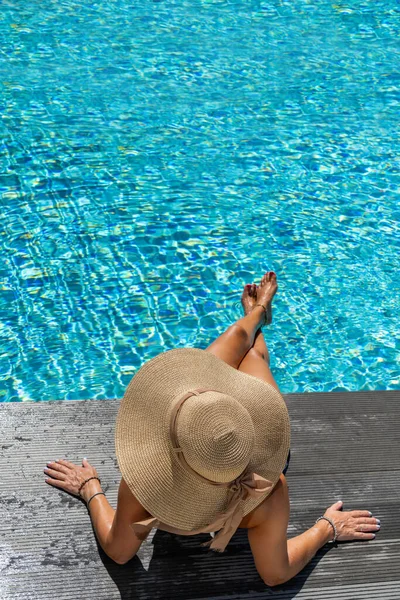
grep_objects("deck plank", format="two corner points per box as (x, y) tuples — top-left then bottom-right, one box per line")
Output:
(1, 390), (399, 599)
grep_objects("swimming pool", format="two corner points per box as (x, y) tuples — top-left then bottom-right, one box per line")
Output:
(0, 1), (399, 402)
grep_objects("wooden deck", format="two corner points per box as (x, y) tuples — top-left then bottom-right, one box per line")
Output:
(1, 390), (399, 599)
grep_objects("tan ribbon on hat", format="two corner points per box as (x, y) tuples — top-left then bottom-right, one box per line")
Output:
(132, 389), (273, 552)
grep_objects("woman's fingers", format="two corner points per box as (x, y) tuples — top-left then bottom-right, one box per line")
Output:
(56, 459), (77, 469)
(355, 523), (380, 532)
(353, 531), (376, 540)
(324, 503), (381, 542)
(354, 517), (380, 526)
(329, 500), (344, 511)
(44, 467), (65, 480)
(46, 461), (69, 474)
(352, 516), (381, 534)
(45, 477), (68, 490)
(350, 510), (373, 518)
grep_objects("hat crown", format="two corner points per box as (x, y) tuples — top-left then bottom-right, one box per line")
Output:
(176, 391), (255, 483)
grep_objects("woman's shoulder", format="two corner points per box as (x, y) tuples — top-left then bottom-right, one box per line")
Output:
(239, 474), (288, 529)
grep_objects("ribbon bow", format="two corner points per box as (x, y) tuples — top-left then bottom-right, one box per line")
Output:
(201, 470), (273, 552)
(131, 471), (273, 552)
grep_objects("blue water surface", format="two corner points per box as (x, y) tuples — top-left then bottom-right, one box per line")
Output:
(0, 0), (399, 402)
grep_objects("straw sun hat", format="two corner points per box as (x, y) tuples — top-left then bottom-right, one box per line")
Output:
(115, 348), (290, 551)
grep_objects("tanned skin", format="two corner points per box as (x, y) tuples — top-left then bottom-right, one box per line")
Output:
(44, 272), (380, 583)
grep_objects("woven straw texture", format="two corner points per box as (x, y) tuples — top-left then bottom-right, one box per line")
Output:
(115, 348), (290, 531)
(177, 391), (256, 483)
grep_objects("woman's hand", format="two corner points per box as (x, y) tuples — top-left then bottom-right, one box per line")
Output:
(324, 500), (380, 541)
(44, 458), (100, 501)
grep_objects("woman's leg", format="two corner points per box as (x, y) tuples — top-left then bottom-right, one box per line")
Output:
(205, 273), (278, 373)
(238, 329), (280, 392)
(205, 300), (266, 370)
(237, 273), (280, 391)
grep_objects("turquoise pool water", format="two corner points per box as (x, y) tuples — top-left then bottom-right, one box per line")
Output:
(0, 1), (399, 402)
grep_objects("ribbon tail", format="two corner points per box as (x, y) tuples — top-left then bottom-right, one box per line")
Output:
(201, 533), (231, 553)
(202, 473), (274, 552)
(201, 539), (225, 553)
(202, 505), (243, 553)
(201, 537), (215, 550)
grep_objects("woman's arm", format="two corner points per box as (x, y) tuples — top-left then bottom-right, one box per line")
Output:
(45, 459), (150, 565)
(85, 477), (151, 565)
(247, 475), (328, 586)
(247, 475), (380, 587)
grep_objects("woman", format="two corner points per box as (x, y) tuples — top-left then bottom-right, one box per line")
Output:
(44, 272), (380, 586)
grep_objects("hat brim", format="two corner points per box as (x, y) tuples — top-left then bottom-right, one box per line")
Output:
(115, 348), (290, 531)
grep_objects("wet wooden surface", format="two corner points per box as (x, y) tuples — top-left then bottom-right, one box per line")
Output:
(1, 390), (399, 599)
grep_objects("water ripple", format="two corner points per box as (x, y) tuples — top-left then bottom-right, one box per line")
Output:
(0, 0), (399, 401)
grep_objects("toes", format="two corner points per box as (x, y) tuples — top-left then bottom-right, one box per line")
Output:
(242, 284), (251, 296)
(259, 271), (278, 293)
(243, 283), (258, 299)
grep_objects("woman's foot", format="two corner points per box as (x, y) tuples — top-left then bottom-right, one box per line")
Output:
(241, 283), (258, 316)
(257, 272), (278, 326)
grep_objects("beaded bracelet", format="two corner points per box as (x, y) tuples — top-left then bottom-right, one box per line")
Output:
(78, 476), (102, 497)
(315, 516), (338, 543)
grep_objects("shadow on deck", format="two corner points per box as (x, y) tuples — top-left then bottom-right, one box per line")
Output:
(1, 390), (399, 599)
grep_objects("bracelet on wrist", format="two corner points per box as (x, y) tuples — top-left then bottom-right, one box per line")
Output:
(78, 476), (102, 497)
(315, 516), (337, 543)
(87, 492), (106, 508)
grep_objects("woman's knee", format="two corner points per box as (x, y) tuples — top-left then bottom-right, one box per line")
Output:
(247, 346), (268, 364)
(239, 349), (280, 392)
(224, 324), (251, 348)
